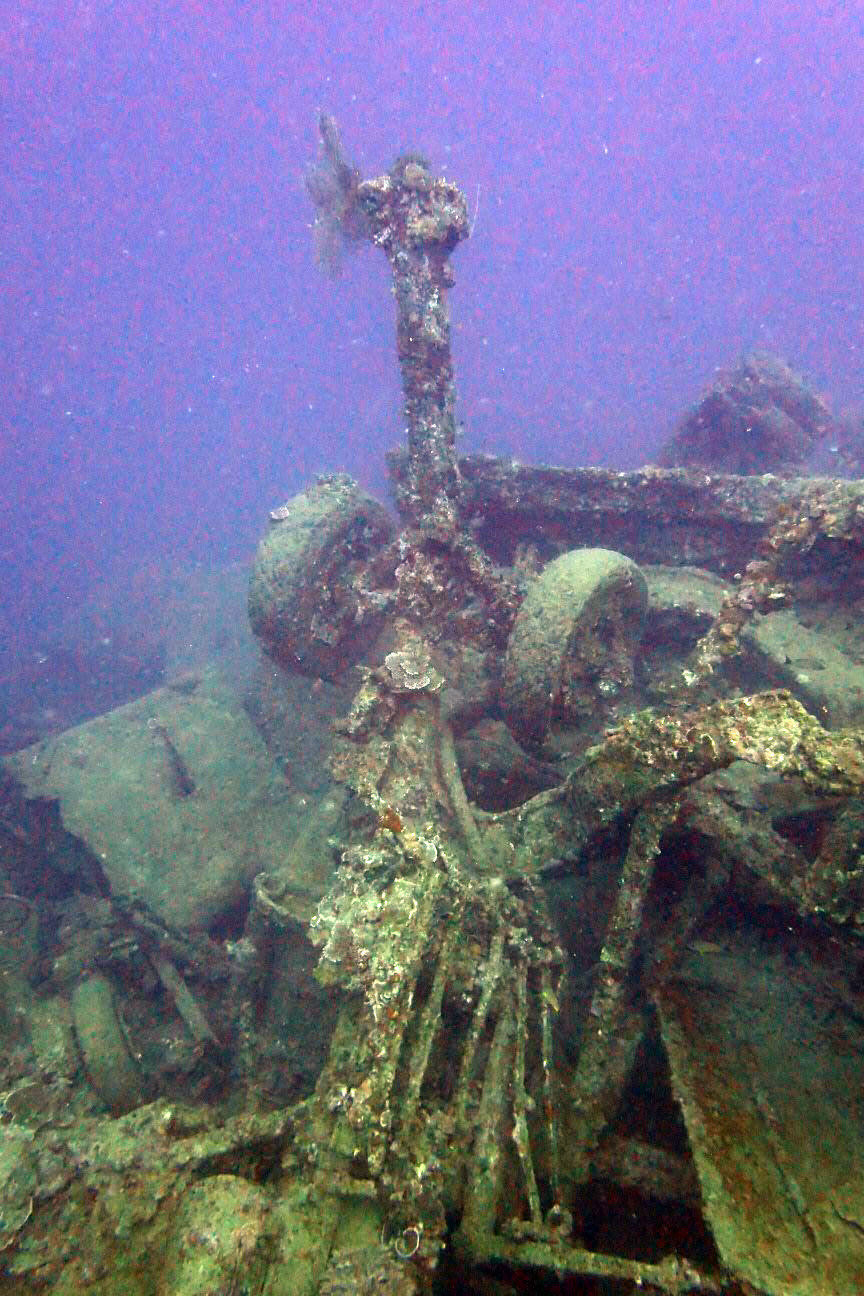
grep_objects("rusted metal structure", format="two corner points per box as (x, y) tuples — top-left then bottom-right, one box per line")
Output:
(1, 121), (863, 1296)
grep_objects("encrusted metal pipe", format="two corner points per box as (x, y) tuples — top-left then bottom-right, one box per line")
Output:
(305, 114), (469, 530)
(356, 157), (469, 529)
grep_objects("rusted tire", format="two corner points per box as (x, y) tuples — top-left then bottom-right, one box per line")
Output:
(503, 547), (648, 741)
(248, 475), (394, 679)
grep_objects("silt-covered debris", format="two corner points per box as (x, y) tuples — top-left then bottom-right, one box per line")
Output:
(657, 350), (833, 476)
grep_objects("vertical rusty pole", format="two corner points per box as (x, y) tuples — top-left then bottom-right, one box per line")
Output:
(356, 157), (470, 530)
(306, 118), (516, 631)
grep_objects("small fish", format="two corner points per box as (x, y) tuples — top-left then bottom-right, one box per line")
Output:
(688, 939), (725, 957)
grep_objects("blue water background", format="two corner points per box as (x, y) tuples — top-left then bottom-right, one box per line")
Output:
(1, 0), (861, 670)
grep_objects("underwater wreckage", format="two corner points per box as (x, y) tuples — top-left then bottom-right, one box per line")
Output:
(1, 115), (864, 1295)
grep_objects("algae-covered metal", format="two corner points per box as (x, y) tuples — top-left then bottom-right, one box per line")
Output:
(3, 124), (864, 1296)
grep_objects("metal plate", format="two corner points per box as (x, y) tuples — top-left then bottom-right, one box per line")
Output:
(655, 936), (864, 1295)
